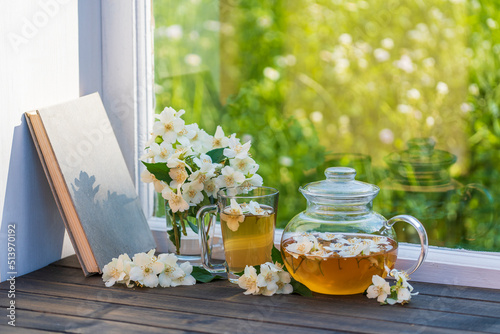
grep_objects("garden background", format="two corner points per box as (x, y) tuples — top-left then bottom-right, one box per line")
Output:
(152, 0), (500, 252)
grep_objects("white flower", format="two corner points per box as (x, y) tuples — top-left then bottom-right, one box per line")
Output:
(224, 136), (251, 159)
(215, 166), (246, 189)
(102, 254), (132, 287)
(238, 265), (260, 295)
(149, 141), (173, 163)
(171, 262), (196, 286)
(157, 253), (184, 287)
(141, 170), (166, 193)
(211, 126), (230, 149)
(366, 275), (391, 303)
(189, 156), (216, 185)
(286, 235), (315, 258)
(162, 186), (189, 212)
(239, 174), (264, 191)
(152, 107), (185, 144)
(221, 199), (245, 231)
(182, 181), (204, 205)
(318, 233), (341, 241)
(169, 167), (188, 188)
(396, 286), (412, 303)
(257, 263), (281, 296)
(230, 156), (259, 174)
(276, 269), (293, 295)
(247, 200), (267, 215)
(167, 152), (192, 171)
(203, 178), (220, 198)
(338, 240), (371, 257)
(129, 250), (165, 288)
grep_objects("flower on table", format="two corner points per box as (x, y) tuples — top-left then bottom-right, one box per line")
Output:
(221, 199), (245, 231)
(157, 253), (196, 287)
(366, 269), (418, 305)
(366, 275), (391, 303)
(129, 250), (165, 288)
(102, 254), (132, 287)
(238, 262), (293, 296)
(257, 262), (281, 296)
(238, 265), (260, 295)
(103, 250), (199, 289)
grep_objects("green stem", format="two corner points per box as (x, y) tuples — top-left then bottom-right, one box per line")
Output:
(172, 211), (180, 255)
(180, 212), (188, 236)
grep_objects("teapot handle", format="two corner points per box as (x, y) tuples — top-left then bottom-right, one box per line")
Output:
(385, 215), (429, 275)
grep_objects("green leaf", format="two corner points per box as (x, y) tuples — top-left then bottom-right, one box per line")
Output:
(206, 147), (227, 163)
(271, 245), (284, 266)
(142, 161), (172, 183)
(186, 216), (199, 234)
(291, 279), (313, 297)
(191, 266), (224, 283)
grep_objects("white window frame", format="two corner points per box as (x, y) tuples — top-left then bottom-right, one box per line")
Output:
(109, 0), (500, 289)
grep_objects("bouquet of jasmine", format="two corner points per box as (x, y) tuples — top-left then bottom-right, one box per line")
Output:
(141, 107), (263, 254)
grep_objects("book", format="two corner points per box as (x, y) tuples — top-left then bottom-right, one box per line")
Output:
(25, 93), (156, 276)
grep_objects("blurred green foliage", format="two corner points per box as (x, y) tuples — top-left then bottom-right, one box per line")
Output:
(153, 0), (500, 251)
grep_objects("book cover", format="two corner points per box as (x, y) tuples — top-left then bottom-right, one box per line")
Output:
(25, 93), (156, 275)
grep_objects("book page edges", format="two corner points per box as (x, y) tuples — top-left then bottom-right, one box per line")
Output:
(25, 111), (99, 275)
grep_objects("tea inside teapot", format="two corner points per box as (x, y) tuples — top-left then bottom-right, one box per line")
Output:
(282, 232), (397, 295)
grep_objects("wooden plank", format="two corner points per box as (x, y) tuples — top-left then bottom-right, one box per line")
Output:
(1, 292), (339, 334)
(51, 255), (82, 269)
(2, 278), (494, 334)
(46, 256), (500, 303)
(0, 309), (186, 334)
(0, 326), (57, 333)
(15, 265), (500, 319)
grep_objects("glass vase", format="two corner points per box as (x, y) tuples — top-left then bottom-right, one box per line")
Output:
(164, 200), (223, 263)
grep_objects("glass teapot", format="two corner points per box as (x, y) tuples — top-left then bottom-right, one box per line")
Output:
(280, 167), (428, 295)
(377, 138), (494, 247)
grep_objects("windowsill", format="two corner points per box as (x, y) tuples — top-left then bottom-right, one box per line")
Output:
(148, 217), (500, 290)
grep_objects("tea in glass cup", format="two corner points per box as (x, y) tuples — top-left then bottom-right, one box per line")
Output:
(197, 186), (279, 283)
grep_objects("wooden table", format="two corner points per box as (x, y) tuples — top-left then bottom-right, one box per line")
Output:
(1, 255), (499, 333)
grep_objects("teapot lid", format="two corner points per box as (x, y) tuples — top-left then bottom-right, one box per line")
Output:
(384, 138), (457, 185)
(300, 167), (379, 200)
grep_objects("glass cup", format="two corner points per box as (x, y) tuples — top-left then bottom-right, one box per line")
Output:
(197, 186), (279, 283)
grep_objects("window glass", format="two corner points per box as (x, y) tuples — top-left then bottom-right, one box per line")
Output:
(153, 0), (500, 252)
